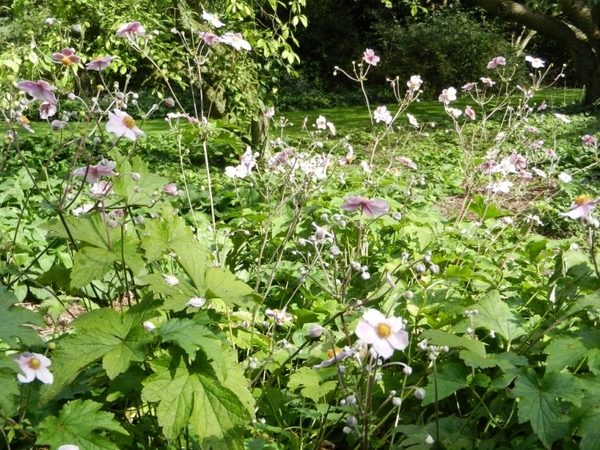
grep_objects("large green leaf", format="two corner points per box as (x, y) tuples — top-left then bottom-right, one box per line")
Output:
(0, 285), (45, 347)
(111, 155), (169, 207)
(512, 369), (583, 447)
(45, 214), (120, 250)
(40, 308), (152, 403)
(142, 351), (251, 449)
(0, 372), (19, 416)
(159, 318), (226, 374)
(475, 290), (526, 343)
(37, 399), (129, 450)
(288, 367), (338, 402)
(423, 362), (470, 405)
(546, 330), (600, 375)
(71, 246), (118, 288)
(140, 203), (193, 262)
(205, 267), (256, 307)
(421, 329), (486, 356)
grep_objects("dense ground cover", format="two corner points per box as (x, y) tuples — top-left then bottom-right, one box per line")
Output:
(4, 15), (600, 450)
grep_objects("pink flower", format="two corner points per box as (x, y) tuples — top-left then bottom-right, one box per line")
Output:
(510, 153), (527, 170)
(525, 55), (545, 68)
(221, 32), (251, 51)
(202, 11), (225, 28)
(200, 32), (221, 45)
(465, 106), (476, 120)
(265, 106), (275, 119)
(355, 309), (409, 359)
(407, 75), (422, 92)
(106, 109), (145, 141)
(537, 100), (547, 111)
(582, 135), (598, 147)
(86, 56), (115, 71)
(363, 49), (380, 66)
(72, 159), (117, 184)
(480, 77), (495, 87)
(51, 48), (80, 66)
(116, 22), (145, 37)
(438, 87), (457, 104)
(373, 106), (392, 124)
(340, 196), (389, 219)
(487, 56), (506, 69)
(560, 195), (600, 220)
(13, 352), (53, 384)
(396, 156), (417, 170)
(265, 308), (293, 325)
(407, 113), (419, 128)
(163, 183), (178, 196)
(17, 80), (57, 104)
(39, 102), (56, 119)
(313, 347), (353, 370)
(462, 82), (477, 92)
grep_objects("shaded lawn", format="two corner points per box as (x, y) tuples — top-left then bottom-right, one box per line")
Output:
(6, 88), (585, 138)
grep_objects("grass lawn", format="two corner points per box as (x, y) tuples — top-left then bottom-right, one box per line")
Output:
(7, 88), (586, 139)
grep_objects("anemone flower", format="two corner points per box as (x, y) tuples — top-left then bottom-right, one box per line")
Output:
(340, 196), (389, 219)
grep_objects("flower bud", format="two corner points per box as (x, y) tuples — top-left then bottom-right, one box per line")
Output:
(346, 416), (358, 427)
(429, 264), (440, 275)
(414, 388), (426, 399)
(165, 97), (175, 107)
(307, 324), (323, 338)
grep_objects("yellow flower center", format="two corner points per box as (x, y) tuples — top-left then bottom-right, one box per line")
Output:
(377, 323), (392, 338)
(123, 116), (136, 129)
(575, 194), (593, 206)
(61, 56), (73, 66)
(21, 115), (30, 125)
(326, 347), (342, 358)
(28, 357), (41, 369)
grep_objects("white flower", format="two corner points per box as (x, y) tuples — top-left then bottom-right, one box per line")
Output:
(558, 172), (572, 183)
(162, 274), (179, 286)
(221, 32), (251, 51)
(438, 87), (457, 104)
(373, 106), (392, 124)
(58, 446), (80, 450)
(143, 321), (156, 331)
(407, 75), (422, 92)
(525, 55), (545, 68)
(487, 181), (513, 194)
(560, 195), (600, 220)
(13, 352), (53, 384)
(202, 11), (225, 28)
(554, 113), (571, 123)
(316, 115), (327, 130)
(185, 297), (206, 308)
(407, 113), (419, 128)
(354, 309), (409, 359)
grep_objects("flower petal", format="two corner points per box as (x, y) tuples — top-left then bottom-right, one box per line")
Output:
(355, 321), (378, 344)
(387, 330), (409, 351)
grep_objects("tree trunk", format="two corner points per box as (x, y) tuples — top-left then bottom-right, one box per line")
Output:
(471, 0), (600, 105)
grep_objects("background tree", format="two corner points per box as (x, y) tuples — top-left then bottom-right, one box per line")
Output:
(469, 0), (600, 105)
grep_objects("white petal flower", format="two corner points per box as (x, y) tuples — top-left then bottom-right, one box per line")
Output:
(354, 309), (408, 359)
(13, 352), (53, 384)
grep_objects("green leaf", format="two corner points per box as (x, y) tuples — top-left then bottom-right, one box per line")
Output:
(512, 369), (583, 447)
(468, 195), (507, 220)
(40, 308), (152, 403)
(142, 351), (251, 449)
(159, 318), (226, 373)
(138, 273), (199, 312)
(37, 399), (129, 450)
(140, 203), (193, 262)
(45, 215), (118, 250)
(0, 285), (45, 347)
(475, 290), (526, 343)
(0, 372), (19, 415)
(423, 362), (470, 405)
(288, 367), (338, 402)
(71, 247), (118, 288)
(546, 330), (600, 375)
(421, 329), (486, 356)
(111, 155), (169, 206)
(205, 267), (256, 307)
